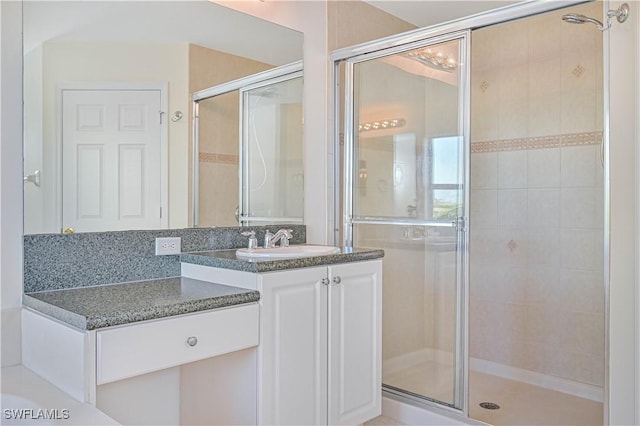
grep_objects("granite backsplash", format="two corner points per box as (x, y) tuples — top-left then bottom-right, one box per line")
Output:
(24, 225), (306, 293)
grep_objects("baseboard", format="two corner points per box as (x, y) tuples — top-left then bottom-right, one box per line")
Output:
(383, 348), (604, 403)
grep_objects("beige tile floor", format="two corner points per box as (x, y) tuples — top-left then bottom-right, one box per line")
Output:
(378, 360), (603, 425)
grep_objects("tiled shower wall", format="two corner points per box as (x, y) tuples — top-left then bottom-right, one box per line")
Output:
(469, 3), (604, 387)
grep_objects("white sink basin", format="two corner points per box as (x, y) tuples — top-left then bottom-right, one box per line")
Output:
(236, 245), (341, 259)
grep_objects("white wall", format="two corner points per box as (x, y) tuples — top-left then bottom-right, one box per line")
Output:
(608, 0), (639, 423)
(0, 0), (23, 367)
(23, 46), (43, 234)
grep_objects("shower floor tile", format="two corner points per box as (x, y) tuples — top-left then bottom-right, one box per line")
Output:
(469, 371), (603, 426)
(382, 361), (603, 425)
(384, 360), (456, 404)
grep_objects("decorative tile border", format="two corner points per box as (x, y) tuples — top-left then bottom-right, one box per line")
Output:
(471, 131), (603, 153)
(199, 152), (239, 165)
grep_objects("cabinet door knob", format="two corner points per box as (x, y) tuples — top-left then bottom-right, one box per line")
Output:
(321, 278), (330, 285)
(186, 336), (198, 347)
(333, 276), (342, 284)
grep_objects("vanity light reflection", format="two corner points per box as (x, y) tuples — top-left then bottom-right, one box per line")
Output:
(358, 118), (406, 132)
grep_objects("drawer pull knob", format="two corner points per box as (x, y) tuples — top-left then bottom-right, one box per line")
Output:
(333, 276), (342, 284)
(186, 336), (198, 347)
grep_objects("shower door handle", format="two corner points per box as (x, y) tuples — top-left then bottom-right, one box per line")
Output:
(24, 170), (40, 187)
(452, 216), (466, 232)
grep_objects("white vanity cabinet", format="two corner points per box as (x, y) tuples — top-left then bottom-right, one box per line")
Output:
(22, 303), (260, 425)
(327, 261), (382, 425)
(182, 259), (383, 426)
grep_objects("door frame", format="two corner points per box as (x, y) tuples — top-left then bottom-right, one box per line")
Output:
(55, 82), (169, 231)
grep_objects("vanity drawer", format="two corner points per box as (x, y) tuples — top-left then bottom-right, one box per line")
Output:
(96, 303), (259, 385)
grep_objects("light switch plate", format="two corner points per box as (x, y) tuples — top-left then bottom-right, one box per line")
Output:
(155, 237), (181, 255)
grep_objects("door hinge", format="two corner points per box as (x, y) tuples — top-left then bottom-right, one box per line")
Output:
(159, 111), (165, 124)
(160, 207), (163, 218)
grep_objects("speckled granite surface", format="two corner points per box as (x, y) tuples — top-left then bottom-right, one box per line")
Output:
(23, 277), (260, 330)
(24, 225), (305, 293)
(180, 246), (385, 273)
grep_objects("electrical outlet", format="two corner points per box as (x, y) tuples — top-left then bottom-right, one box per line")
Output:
(155, 237), (181, 255)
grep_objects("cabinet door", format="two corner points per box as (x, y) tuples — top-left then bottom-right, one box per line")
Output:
(259, 267), (328, 425)
(328, 260), (382, 425)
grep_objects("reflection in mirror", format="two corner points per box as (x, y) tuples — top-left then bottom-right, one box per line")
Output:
(195, 90), (242, 227)
(193, 65), (303, 228)
(23, 1), (303, 235)
(352, 38), (463, 224)
(242, 76), (304, 226)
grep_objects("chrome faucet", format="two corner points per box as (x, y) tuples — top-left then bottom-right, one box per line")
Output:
(264, 229), (293, 248)
(241, 230), (258, 248)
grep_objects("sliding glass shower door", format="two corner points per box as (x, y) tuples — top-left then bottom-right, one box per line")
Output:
(341, 32), (469, 410)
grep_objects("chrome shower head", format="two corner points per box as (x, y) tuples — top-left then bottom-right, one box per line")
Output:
(607, 3), (629, 24)
(562, 3), (630, 31)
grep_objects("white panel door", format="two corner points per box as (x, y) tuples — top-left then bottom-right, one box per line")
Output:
(62, 89), (162, 232)
(258, 267), (328, 426)
(328, 260), (382, 425)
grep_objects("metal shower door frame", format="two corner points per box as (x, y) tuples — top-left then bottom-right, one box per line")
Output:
(338, 30), (471, 414)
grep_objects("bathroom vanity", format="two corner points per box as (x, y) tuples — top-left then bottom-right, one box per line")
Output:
(21, 245), (383, 425)
(182, 247), (383, 425)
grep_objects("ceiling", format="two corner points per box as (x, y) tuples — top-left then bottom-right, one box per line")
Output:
(23, 1), (536, 66)
(23, 1), (303, 66)
(363, 0), (523, 28)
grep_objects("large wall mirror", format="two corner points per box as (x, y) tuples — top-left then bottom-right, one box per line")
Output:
(23, 0), (303, 235)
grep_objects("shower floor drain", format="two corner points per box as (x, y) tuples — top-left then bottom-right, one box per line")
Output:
(479, 402), (501, 410)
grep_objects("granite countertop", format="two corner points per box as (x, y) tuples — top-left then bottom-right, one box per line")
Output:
(23, 277), (260, 330)
(180, 246), (385, 273)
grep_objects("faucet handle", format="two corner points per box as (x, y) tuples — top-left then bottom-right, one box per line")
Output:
(241, 230), (258, 249)
(264, 229), (273, 248)
(279, 229), (294, 247)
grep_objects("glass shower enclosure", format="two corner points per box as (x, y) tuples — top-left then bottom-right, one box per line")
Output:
(338, 31), (469, 410)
